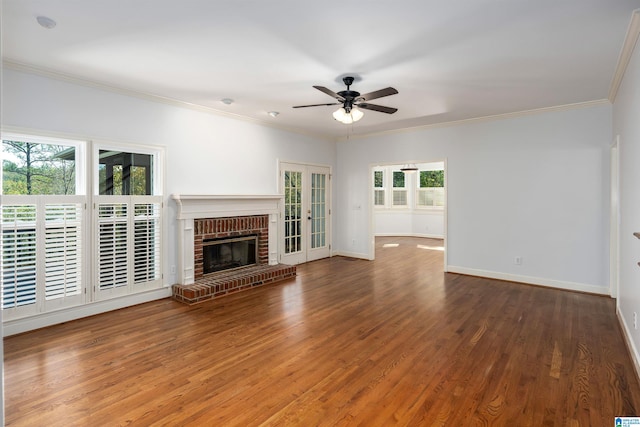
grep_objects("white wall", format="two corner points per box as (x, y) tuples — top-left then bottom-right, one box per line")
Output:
(1, 67), (336, 287)
(375, 210), (444, 238)
(613, 27), (640, 371)
(336, 104), (612, 294)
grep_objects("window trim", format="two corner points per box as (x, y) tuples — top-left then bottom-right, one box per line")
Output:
(92, 140), (164, 196)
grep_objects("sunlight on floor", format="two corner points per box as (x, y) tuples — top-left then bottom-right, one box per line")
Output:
(382, 242), (444, 251)
(417, 244), (445, 251)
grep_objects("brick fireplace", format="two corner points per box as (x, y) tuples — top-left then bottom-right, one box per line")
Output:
(194, 215), (268, 279)
(171, 194), (296, 304)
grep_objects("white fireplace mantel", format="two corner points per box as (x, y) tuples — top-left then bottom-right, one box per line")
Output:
(171, 194), (283, 285)
(172, 194), (283, 219)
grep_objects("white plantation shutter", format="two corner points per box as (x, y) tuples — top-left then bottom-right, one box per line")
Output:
(133, 202), (161, 285)
(417, 188), (445, 207)
(1, 203), (38, 314)
(97, 201), (129, 295)
(417, 189), (434, 206)
(392, 189), (407, 206)
(374, 189), (385, 206)
(1, 197), (86, 319)
(44, 202), (83, 307)
(95, 196), (162, 300)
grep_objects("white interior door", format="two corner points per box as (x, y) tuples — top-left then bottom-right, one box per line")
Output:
(280, 162), (331, 265)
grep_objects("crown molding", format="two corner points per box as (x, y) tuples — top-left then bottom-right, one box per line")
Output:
(1, 59), (334, 142)
(337, 99), (611, 142)
(609, 9), (640, 102)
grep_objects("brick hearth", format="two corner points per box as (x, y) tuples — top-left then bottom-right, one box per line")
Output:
(172, 263), (296, 305)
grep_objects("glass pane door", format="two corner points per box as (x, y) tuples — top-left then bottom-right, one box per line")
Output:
(280, 163), (330, 265)
(284, 170), (303, 255)
(310, 172), (326, 249)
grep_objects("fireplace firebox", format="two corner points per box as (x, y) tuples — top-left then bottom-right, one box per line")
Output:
(203, 235), (258, 274)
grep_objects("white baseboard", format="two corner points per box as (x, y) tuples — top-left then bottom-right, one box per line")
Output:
(3, 287), (172, 336)
(617, 307), (640, 383)
(375, 233), (444, 239)
(446, 265), (610, 295)
(332, 250), (372, 260)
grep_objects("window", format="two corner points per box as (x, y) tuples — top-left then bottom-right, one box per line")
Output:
(392, 171), (407, 207)
(417, 170), (445, 208)
(2, 204), (37, 312)
(0, 134), (164, 321)
(2, 137), (82, 195)
(98, 150), (153, 195)
(373, 170), (385, 206)
(1, 134), (85, 319)
(372, 163), (445, 210)
(94, 144), (162, 300)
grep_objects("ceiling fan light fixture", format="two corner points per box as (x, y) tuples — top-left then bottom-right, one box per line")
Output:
(400, 164), (418, 173)
(333, 107), (347, 121)
(351, 107), (364, 122)
(333, 106), (363, 124)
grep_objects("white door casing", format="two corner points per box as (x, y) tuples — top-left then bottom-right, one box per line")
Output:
(279, 162), (331, 265)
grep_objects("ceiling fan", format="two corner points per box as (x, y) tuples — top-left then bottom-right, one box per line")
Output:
(293, 76), (398, 124)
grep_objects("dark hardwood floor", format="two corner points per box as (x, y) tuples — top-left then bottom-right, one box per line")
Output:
(5, 236), (640, 426)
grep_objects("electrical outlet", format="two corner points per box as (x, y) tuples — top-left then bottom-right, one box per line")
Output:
(170, 265), (176, 274)
(514, 256), (522, 265)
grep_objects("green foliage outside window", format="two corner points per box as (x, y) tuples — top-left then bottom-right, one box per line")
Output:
(2, 141), (76, 195)
(374, 170), (383, 187)
(393, 171), (405, 187)
(420, 170), (444, 188)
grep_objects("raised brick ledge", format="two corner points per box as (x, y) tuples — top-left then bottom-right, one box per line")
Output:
(172, 264), (296, 305)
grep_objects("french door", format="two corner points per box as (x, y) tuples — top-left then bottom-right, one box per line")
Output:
(280, 162), (331, 265)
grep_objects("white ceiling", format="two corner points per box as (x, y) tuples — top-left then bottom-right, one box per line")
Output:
(3, 0), (640, 139)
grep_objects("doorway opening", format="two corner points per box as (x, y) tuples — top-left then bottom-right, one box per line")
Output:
(368, 160), (447, 270)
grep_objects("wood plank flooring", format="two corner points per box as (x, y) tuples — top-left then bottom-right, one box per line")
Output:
(5, 236), (640, 426)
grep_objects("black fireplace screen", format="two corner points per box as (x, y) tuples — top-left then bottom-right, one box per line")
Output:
(203, 235), (258, 274)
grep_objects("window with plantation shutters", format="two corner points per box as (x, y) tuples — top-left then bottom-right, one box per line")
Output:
(1, 203), (37, 312)
(417, 169), (445, 208)
(95, 196), (162, 300)
(133, 202), (161, 285)
(1, 135), (164, 320)
(97, 201), (129, 292)
(392, 171), (408, 207)
(373, 170), (385, 207)
(44, 202), (83, 304)
(1, 197), (85, 319)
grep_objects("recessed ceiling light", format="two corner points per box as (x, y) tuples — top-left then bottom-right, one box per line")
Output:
(220, 98), (234, 105)
(268, 111), (279, 118)
(36, 16), (57, 29)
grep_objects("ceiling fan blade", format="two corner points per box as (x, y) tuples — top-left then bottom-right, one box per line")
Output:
(358, 87), (398, 102)
(293, 102), (341, 108)
(357, 103), (398, 114)
(313, 86), (345, 101)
